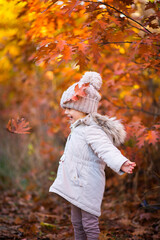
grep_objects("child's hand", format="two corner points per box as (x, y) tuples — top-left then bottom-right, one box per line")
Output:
(121, 160), (136, 174)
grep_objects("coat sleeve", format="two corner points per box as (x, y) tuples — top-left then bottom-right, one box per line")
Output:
(85, 125), (128, 175)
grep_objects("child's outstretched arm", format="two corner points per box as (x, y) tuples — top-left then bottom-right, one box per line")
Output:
(85, 125), (136, 175)
(121, 160), (136, 174)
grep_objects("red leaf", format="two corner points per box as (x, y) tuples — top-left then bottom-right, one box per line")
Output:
(92, 43), (101, 61)
(145, 130), (159, 145)
(6, 118), (32, 134)
(77, 43), (87, 54)
(75, 51), (88, 71)
(57, 39), (66, 51)
(145, 2), (155, 10)
(137, 135), (145, 148)
(65, 0), (79, 16)
(137, 130), (159, 147)
(64, 83), (90, 103)
(73, 83), (90, 100)
(62, 45), (72, 62)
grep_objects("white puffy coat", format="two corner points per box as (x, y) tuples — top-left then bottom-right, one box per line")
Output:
(49, 113), (128, 217)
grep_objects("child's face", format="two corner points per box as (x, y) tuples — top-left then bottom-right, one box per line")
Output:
(64, 108), (86, 124)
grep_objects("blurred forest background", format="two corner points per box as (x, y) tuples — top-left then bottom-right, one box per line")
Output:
(0, 0), (160, 239)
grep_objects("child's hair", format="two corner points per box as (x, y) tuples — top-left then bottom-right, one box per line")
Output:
(60, 72), (102, 114)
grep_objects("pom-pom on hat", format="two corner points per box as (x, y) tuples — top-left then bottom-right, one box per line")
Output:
(60, 71), (102, 114)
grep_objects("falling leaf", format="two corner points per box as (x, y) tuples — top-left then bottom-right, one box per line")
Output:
(6, 118), (32, 134)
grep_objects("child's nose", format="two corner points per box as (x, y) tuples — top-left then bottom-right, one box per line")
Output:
(64, 108), (68, 114)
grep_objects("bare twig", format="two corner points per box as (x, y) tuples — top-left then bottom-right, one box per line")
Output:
(41, 0), (58, 14)
(101, 9), (149, 35)
(127, 22), (149, 34)
(101, 41), (134, 45)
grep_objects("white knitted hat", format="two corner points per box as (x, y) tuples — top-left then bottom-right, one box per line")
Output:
(60, 71), (102, 113)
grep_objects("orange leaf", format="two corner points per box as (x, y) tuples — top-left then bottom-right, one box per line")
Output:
(77, 43), (87, 54)
(64, 83), (90, 103)
(57, 39), (66, 51)
(14, 216), (23, 225)
(145, 130), (159, 145)
(6, 118), (32, 134)
(63, 45), (72, 62)
(72, 83), (89, 101)
(65, 0), (80, 16)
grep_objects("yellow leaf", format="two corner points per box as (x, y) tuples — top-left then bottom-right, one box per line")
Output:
(6, 45), (20, 57)
(27, 12), (36, 21)
(0, 57), (12, 71)
(74, 29), (83, 35)
(119, 91), (126, 99)
(96, 13), (104, 20)
(133, 84), (139, 89)
(119, 47), (125, 54)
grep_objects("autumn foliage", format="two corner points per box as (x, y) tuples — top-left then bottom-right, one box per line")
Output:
(2, 0), (159, 163)
(64, 82), (90, 102)
(0, 0), (160, 238)
(7, 118), (31, 134)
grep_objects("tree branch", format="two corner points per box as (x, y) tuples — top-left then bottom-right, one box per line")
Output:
(103, 96), (160, 117)
(41, 0), (58, 14)
(102, 9), (150, 35)
(127, 22), (149, 34)
(101, 41), (134, 45)
(83, 0), (152, 35)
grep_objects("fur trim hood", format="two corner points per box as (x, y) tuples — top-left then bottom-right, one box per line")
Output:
(80, 113), (126, 146)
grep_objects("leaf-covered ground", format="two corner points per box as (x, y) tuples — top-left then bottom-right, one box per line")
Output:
(0, 177), (159, 240)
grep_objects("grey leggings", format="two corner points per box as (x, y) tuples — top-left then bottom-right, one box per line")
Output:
(71, 204), (100, 240)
